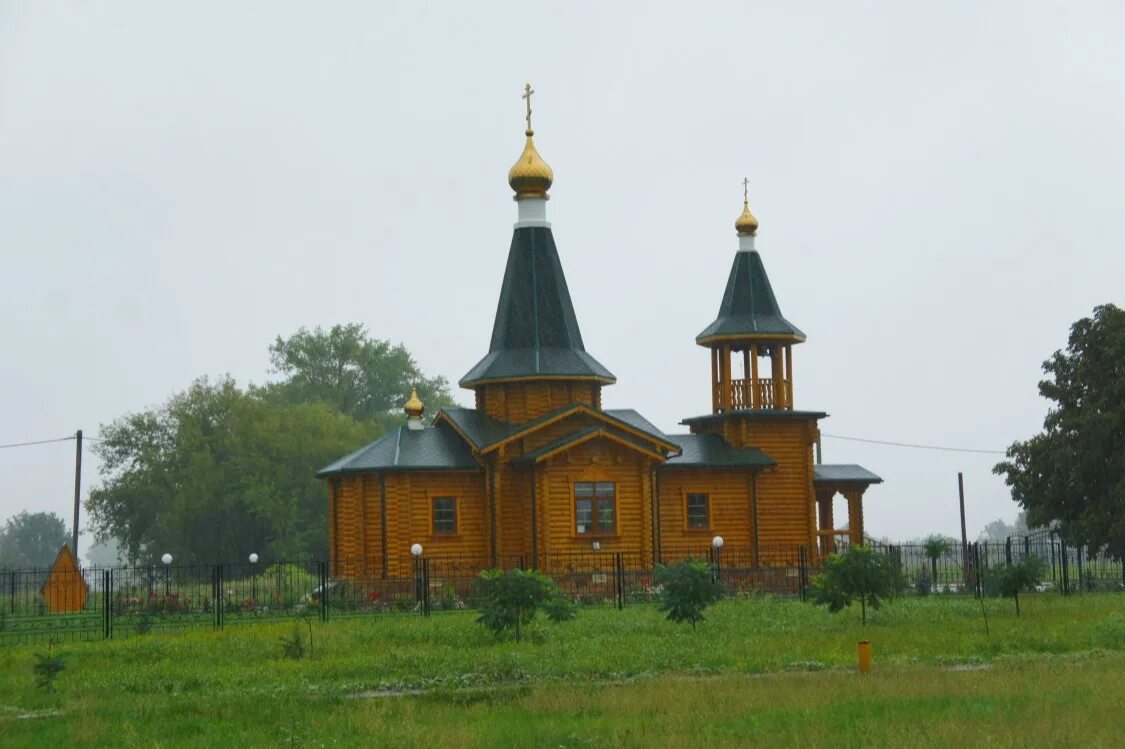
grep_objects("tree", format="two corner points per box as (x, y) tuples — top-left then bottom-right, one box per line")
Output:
(654, 559), (725, 629)
(474, 569), (574, 641)
(986, 556), (1045, 616)
(0, 511), (70, 568)
(87, 377), (376, 564)
(266, 323), (459, 428)
(979, 511), (1033, 541)
(922, 535), (955, 592)
(809, 546), (896, 624)
(994, 304), (1125, 560)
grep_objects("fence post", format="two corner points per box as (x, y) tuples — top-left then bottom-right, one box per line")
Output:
(8, 570), (14, 614)
(1004, 537), (1012, 566)
(1076, 546), (1084, 592)
(319, 561), (329, 623)
(1060, 539), (1069, 595)
(422, 558), (431, 617)
(103, 569), (112, 640)
(798, 546), (807, 602)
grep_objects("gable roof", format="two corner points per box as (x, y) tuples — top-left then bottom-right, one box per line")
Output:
(438, 403), (680, 455)
(512, 426), (669, 465)
(696, 250), (806, 345)
(814, 464), (883, 485)
(316, 422), (480, 476)
(460, 226), (615, 386)
(663, 433), (775, 468)
(40, 543), (86, 593)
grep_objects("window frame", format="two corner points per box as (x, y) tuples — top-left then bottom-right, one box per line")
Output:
(573, 480), (617, 536)
(683, 491), (711, 531)
(430, 496), (458, 536)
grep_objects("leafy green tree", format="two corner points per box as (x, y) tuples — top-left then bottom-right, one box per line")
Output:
(654, 559), (725, 629)
(266, 323), (459, 428)
(0, 511), (69, 568)
(922, 535), (955, 593)
(474, 569), (574, 641)
(809, 546), (896, 624)
(87, 377), (376, 564)
(994, 304), (1125, 560)
(986, 556), (1045, 616)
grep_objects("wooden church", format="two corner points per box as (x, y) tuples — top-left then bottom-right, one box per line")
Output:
(318, 89), (881, 575)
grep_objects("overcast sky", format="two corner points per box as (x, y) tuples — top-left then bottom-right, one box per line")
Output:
(2, 2), (1123, 551)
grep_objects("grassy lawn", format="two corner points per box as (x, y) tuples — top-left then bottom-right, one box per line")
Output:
(1, 593), (1123, 747)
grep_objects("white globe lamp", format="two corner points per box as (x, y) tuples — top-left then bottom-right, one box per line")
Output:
(411, 543), (423, 557)
(712, 535), (724, 549)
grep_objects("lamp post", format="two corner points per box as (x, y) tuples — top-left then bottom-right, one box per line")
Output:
(411, 544), (428, 617)
(161, 553), (172, 596)
(249, 553), (258, 608)
(711, 536), (724, 583)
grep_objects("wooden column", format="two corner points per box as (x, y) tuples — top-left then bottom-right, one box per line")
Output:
(784, 344), (794, 408)
(710, 347), (719, 413)
(770, 345), (784, 409)
(816, 490), (834, 556)
(720, 344), (732, 411)
(846, 489), (865, 546)
(749, 344), (759, 409)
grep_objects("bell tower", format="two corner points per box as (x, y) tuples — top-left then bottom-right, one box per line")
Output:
(697, 182), (806, 413)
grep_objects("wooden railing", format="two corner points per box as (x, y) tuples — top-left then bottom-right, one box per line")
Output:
(728, 378), (788, 410)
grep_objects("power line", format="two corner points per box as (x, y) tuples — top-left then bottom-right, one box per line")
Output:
(0, 436), (76, 450)
(821, 433), (1006, 455)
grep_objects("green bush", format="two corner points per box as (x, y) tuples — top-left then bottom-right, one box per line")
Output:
(986, 556), (1045, 616)
(33, 643), (66, 693)
(474, 569), (575, 641)
(654, 559), (724, 629)
(809, 545), (896, 624)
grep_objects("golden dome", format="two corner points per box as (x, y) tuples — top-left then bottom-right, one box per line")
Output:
(403, 386), (424, 419)
(508, 128), (554, 199)
(735, 200), (758, 236)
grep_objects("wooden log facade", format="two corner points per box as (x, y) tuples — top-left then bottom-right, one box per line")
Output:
(318, 111), (882, 577)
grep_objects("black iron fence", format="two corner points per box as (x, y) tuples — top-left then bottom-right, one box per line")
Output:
(2, 533), (1121, 644)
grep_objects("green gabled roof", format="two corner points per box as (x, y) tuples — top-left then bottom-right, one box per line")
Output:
(814, 464), (883, 485)
(460, 226), (615, 386)
(511, 426), (667, 465)
(663, 434), (775, 468)
(316, 423), (480, 476)
(436, 404), (679, 454)
(696, 250), (805, 344)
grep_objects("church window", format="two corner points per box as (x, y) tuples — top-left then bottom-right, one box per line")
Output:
(686, 493), (710, 529)
(574, 481), (615, 534)
(432, 497), (457, 534)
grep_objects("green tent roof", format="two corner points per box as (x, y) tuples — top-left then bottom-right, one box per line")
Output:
(696, 250), (805, 344)
(461, 226), (615, 386)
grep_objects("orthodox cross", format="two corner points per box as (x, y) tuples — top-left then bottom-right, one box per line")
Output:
(522, 83), (534, 130)
(743, 177), (749, 203)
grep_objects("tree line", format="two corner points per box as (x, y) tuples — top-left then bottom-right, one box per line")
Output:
(85, 324), (457, 565)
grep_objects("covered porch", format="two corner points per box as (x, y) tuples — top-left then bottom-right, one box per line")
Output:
(813, 464), (883, 558)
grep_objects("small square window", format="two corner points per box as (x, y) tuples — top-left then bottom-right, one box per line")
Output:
(686, 493), (709, 529)
(432, 497), (457, 534)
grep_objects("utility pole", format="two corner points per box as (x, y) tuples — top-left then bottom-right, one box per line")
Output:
(72, 429), (82, 555)
(958, 472), (969, 585)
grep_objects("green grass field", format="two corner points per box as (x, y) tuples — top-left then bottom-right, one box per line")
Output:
(2, 593), (1123, 747)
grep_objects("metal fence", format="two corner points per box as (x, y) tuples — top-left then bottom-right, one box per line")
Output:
(2, 533), (1121, 644)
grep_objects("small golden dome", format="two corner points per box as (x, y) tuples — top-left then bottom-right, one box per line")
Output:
(404, 386), (424, 419)
(735, 200), (759, 236)
(508, 129), (554, 199)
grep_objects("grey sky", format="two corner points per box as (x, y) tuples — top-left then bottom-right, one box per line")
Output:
(2, 2), (1123, 549)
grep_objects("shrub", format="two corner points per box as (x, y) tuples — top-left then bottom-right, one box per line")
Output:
(654, 559), (724, 629)
(474, 569), (574, 641)
(987, 555), (1045, 616)
(33, 642), (66, 693)
(279, 624), (307, 659)
(922, 535), (955, 593)
(809, 546), (896, 624)
(914, 568), (932, 596)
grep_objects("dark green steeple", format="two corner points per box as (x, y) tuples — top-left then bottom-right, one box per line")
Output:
(696, 250), (805, 345)
(460, 226), (615, 387)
